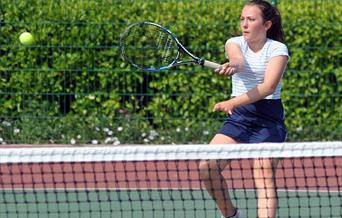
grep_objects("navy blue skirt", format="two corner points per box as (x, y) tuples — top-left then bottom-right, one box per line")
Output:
(218, 99), (287, 143)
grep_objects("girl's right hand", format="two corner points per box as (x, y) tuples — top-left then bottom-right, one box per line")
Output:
(215, 62), (238, 76)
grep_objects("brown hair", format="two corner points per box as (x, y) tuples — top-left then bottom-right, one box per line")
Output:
(246, 0), (285, 42)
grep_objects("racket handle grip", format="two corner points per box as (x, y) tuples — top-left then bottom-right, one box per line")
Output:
(203, 60), (222, 69)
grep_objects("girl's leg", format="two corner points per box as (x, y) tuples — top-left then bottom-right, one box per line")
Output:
(199, 134), (239, 217)
(253, 158), (279, 218)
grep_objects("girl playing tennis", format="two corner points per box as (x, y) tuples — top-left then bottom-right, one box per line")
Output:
(199, 0), (289, 217)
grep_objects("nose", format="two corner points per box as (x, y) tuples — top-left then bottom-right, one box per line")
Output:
(242, 20), (248, 28)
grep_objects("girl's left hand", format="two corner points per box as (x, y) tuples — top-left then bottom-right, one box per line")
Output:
(213, 100), (236, 115)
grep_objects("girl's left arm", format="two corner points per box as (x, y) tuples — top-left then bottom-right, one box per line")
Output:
(213, 55), (289, 115)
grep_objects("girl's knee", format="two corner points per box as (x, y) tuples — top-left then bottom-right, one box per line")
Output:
(198, 160), (222, 180)
(199, 160), (212, 180)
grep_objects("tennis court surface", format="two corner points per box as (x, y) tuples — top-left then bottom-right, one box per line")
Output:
(1, 142), (341, 218)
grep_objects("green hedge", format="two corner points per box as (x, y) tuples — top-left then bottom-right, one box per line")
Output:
(0, 0), (341, 144)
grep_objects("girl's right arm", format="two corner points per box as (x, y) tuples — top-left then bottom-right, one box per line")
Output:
(215, 41), (244, 76)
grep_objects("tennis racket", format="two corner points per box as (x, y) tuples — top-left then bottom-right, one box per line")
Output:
(120, 21), (222, 71)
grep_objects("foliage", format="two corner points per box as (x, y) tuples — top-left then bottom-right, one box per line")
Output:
(0, 0), (341, 144)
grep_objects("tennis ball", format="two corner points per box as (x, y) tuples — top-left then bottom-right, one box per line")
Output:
(19, 32), (34, 46)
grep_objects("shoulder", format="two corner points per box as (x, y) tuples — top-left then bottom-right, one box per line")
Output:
(268, 39), (288, 50)
(225, 36), (245, 46)
(266, 39), (289, 59)
(225, 36), (247, 52)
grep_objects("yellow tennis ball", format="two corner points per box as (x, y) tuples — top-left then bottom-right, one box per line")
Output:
(19, 32), (34, 46)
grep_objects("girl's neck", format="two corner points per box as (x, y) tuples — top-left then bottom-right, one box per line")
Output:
(247, 38), (267, 53)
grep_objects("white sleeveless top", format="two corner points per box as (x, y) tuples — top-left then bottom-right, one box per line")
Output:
(226, 36), (289, 99)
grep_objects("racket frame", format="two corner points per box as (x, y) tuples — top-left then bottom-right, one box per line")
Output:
(120, 21), (221, 71)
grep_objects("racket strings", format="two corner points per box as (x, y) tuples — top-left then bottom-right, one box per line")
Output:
(161, 35), (174, 65)
(121, 23), (178, 70)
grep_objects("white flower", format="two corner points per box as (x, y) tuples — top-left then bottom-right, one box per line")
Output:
(103, 128), (109, 132)
(77, 135), (81, 139)
(149, 130), (159, 137)
(296, 126), (303, 132)
(113, 140), (120, 146)
(0, 138), (3, 142)
(109, 137), (120, 145)
(203, 130), (209, 135)
(176, 127), (181, 132)
(148, 135), (155, 140)
(70, 138), (76, 144)
(91, 140), (98, 144)
(148, 130), (158, 140)
(104, 137), (112, 144)
(117, 126), (123, 132)
(14, 128), (20, 134)
(107, 130), (113, 136)
(2, 121), (11, 127)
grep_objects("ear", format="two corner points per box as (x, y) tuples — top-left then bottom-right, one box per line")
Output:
(265, 20), (272, 31)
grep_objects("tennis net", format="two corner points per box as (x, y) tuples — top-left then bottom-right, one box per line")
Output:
(0, 142), (341, 218)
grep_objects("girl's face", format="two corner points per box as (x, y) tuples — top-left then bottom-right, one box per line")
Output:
(240, 5), (271, 43)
